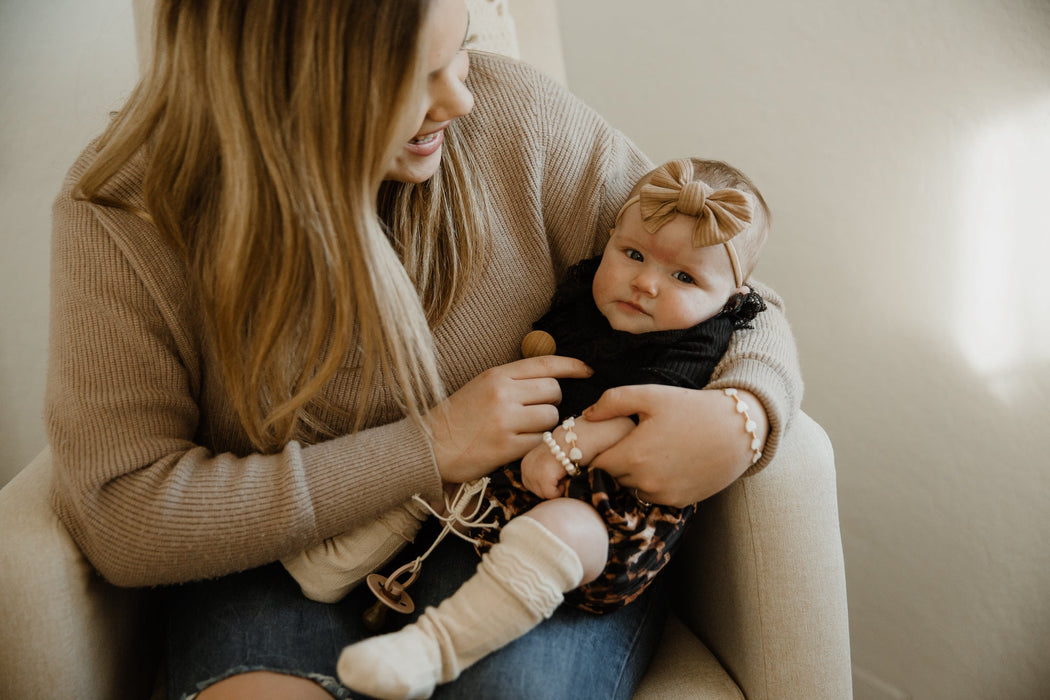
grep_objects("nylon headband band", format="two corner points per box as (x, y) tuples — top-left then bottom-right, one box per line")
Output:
(725, 240), (743, 288)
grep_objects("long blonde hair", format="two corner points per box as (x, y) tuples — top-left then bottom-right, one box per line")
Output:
(75, 0), (488, 451)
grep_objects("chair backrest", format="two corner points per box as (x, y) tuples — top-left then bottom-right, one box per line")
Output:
(467, 0), (567, 85)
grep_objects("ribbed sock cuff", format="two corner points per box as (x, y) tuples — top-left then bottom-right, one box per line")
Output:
(482, 515), (584, 614)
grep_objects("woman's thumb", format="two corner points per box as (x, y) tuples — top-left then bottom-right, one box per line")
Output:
(582, 386), (642, 422)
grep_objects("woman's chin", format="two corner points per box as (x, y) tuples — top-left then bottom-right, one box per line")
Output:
(384, 149), (443, 184)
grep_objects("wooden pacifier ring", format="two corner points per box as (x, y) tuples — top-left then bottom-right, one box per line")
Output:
(521, 330), (556, 358)
(366, 573), (415, 614)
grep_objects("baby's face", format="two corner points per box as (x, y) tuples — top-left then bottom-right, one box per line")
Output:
(593, 205), (738, 333)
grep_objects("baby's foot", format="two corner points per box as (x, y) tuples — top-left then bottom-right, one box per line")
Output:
(338, 515), (583, 698)
(337, 623), (443, 700)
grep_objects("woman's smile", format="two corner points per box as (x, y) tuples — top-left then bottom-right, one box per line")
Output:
(405, 126), (446, 157)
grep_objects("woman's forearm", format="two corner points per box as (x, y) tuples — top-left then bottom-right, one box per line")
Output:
(705, 279), (803, 474)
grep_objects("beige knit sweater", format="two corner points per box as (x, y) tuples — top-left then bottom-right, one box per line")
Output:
(46, 53), (801, 588)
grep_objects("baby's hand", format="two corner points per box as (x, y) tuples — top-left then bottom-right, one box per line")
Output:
(521, 441), (568, 500)
(520, 415), (636, 499)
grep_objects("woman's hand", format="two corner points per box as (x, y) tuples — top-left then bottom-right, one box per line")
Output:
(584, 385), (769, 507)
(520, 415), (635, 499)
(425, 356), (593, 483)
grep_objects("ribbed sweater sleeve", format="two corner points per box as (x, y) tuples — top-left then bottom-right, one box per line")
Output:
(46, 170), (443, 587)
(706, 280), (803, 475)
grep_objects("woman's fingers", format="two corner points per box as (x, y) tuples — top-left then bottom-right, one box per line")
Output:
(511, 402), (562, 436)
(515, 376), (564, 407)
(581, 384), (652, 422)
(426, 356), (592, 484)
(502, 355), (593, 381)
(586, 385), (767, 507)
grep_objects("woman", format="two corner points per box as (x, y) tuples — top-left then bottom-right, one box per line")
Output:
(47, 1), (800, 698)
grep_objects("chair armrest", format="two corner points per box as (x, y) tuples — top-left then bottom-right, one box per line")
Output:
(0, 449), (157, 700)
(674, 412), (853, 699)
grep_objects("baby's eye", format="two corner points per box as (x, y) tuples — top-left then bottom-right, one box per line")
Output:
(672, 271), (695, 284)
(625, 249), (644, 262)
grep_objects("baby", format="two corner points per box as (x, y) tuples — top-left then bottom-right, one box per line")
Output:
(332, 158), (772, 698)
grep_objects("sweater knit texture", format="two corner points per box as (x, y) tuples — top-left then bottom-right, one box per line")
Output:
(46, 53), (802, 587)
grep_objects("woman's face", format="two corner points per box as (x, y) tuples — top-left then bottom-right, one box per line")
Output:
(385, 0), (473, 183)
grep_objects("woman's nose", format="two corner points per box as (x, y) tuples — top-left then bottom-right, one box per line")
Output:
(428, 60), (474, 123)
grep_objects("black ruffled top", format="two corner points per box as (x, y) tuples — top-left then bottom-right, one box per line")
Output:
(534, 255), (765, 417)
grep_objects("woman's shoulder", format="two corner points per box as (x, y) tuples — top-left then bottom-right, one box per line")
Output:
(467, 51), (562, 105)
(464, 52), (550, 142)
(466, 52), (606, 142)
(54, 138), (102, 219)
(464, 52), (641, 193)
(55, 136), (148, 222)
(53, 138), (189, 314)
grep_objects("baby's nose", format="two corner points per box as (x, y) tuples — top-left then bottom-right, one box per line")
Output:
(632, 271), (658, 295)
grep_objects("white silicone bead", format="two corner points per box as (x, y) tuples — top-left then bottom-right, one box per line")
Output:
(723, 388), (763, 465)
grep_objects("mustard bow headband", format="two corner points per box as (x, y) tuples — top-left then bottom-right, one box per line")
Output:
(615, 159), (753, 287)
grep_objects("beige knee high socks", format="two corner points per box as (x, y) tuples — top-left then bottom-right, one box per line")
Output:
(336, 515), (584, 700)
(282, 499), (430, 603)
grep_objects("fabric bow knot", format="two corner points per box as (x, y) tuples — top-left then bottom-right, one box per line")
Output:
(637, 159), (753, 248)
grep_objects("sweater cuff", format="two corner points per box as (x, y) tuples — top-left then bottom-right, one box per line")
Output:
(300, 417), (444, 540)
(707, 358), (798, 476)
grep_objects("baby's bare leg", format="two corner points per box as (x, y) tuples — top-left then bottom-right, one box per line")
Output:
(521, 497), (608, 583)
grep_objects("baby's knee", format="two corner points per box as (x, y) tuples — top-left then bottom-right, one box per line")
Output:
(524, 498), (608, 582)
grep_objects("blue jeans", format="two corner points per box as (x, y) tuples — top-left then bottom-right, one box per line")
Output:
(164, 528), (669, 699)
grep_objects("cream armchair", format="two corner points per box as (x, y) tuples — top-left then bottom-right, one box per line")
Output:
(0, 1), (851, 697)
(0, 413), (850, 699)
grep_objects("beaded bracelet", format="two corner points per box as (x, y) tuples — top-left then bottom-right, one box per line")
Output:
(723, 388), (763, 464)
(542, 416), (583, 477)
(562, 416), (583, 463)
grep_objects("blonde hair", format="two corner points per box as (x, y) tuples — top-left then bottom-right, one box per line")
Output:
(75, 0), (488, 451)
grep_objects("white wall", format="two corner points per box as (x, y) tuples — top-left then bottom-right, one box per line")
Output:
(0, 1), (139, 485)
(556, 0), (1049, 698)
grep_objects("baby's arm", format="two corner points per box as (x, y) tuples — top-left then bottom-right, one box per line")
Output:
(520, 415), (635, 499)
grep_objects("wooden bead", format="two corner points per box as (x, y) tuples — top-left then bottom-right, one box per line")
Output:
(521, 330), (557, 357)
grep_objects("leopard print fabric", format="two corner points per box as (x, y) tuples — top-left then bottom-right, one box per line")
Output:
(473, 461), (695, 614)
